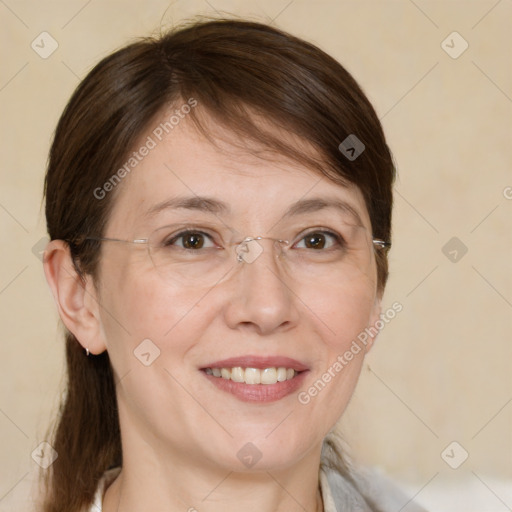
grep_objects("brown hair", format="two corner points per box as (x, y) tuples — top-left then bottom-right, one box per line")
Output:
(42, 18), (394, 512)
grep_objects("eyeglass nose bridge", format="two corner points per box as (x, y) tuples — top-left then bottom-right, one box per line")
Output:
(235, 236), (290, 264)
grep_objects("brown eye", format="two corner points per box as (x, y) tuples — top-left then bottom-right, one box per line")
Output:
(295, 231), (339, 250)
(304, 233), (326, 249)
(182, 233), (205, 249)
(165, 231), (214, 250)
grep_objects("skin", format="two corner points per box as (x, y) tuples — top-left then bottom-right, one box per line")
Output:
(44, 111), (382, 512)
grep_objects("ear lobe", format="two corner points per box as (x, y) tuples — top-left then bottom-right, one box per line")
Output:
(364, 295), (382, 353)
(43, 240), (106, 355)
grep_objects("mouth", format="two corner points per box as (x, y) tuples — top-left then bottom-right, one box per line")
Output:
(200, 356), (309, 402)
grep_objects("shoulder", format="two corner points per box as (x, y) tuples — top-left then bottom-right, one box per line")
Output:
(320, 466), (429, 512)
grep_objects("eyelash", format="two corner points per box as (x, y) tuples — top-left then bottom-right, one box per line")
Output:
(164, 228), (345, 250)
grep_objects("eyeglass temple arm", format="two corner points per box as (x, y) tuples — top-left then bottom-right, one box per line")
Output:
(372, 239), (391, 249)
(79, 236), (149, 244)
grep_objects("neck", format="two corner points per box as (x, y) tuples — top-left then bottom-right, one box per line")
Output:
(103, 443), (324, 512)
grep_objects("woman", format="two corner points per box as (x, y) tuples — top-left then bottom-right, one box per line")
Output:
(40, 18), (423, 512)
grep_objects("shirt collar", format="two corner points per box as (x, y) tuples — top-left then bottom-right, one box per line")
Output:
(319, 466), (339, 512)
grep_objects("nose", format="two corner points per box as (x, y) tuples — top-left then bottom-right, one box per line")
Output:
(223, 238), (300, 336)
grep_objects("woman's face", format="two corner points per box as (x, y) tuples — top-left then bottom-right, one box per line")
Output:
(93, 113), (382, 472)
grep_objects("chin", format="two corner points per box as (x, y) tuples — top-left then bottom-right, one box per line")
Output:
(209, 431), (316, 473)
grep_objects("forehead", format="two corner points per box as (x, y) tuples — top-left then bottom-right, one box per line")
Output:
(105, 114), (371, 234)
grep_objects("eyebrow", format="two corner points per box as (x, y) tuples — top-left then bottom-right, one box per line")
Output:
(144, 196), (230, 218)
(281, 197), (363, 226)
(144, 195), (363, 226)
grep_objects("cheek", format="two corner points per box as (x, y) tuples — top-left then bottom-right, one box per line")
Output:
(97, 257), (224, 397)
(306, 278), (377, 345)
(100, 271), (205, 352)
(298, 281), (376, 414)
(97, 270), (208, 416)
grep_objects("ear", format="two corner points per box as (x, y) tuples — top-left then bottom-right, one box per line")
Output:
(363, 294), (383, 354)
(43, 240), (107, 355)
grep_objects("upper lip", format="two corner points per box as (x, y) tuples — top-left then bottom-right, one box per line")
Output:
(201, 355), (309, 372)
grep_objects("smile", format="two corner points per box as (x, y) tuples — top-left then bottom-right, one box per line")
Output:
(204, 366), (298, 385)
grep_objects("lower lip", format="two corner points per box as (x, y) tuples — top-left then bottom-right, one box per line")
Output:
(202, 370), (308, 403)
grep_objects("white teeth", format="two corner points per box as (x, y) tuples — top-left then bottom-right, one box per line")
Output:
(277, 367), (288, 382)
(244, 368), (261, 384)
(231, 367), (245, 383)
(205, 366), (298, 385)
(260, 367), (277, 384)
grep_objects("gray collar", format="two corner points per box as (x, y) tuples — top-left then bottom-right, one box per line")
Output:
(319, 466), (429, 512)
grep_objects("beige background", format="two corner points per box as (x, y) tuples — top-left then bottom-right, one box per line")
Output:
(1, 1), (511, 510)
